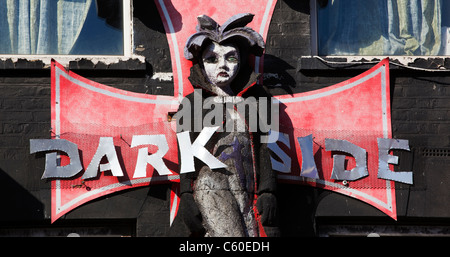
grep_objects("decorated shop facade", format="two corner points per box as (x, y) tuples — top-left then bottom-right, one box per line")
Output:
(0, 0), (449, 236)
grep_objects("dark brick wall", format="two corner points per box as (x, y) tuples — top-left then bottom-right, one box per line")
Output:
(392, 74), (450, 148)
(264, 0), (311, 96)
(0, 0), (449, 236)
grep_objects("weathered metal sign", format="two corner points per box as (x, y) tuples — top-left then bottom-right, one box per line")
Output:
(32, 57), (411, 223)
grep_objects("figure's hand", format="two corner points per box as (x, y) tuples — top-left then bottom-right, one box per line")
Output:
(179, 193), (205, 236)
(256, 193), (278, 226)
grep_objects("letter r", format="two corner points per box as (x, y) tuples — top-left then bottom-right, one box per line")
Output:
(131, 134), (172, 177)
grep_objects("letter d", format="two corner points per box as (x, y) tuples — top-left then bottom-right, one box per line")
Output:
(30, 139), (83, 179)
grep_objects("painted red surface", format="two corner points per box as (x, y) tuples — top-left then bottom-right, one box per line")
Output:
(50, 58), (396, 223)
(50, 60), (179, 223)
(48, 0), (398, 223)
(275, 59), (396, 219)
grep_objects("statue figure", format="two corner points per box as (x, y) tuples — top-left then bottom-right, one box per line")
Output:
(170, 13), (279, 237)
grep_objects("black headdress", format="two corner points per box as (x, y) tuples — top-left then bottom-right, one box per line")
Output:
(184, 13), (265, 61)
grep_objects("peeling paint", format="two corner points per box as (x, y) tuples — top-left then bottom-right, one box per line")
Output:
(324, 55), (447, 67)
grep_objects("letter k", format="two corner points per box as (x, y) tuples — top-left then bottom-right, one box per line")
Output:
(177, 126), (227, 173)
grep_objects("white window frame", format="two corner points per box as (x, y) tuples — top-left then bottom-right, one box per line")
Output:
(309, 0), (450, 69)
(0, 0), (144, 67)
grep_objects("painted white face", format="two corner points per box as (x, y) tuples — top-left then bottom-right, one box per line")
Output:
(201, 42), (240, 88)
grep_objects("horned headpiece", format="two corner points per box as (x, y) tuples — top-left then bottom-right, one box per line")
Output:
(184, 13), (265, 61)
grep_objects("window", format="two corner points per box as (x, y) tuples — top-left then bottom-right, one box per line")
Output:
(316, 0), (450, 56)
(0, 0), (130, 56)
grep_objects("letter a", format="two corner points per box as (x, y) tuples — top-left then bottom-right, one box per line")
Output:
(177, 126), (227, 173)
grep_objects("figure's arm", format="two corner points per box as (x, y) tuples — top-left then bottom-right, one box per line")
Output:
(256, 140), (280, 237)
(253, 88), (280, 236)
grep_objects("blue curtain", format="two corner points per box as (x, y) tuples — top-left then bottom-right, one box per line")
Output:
(318, 0), (443, 55)
(0, 0), (92, 55)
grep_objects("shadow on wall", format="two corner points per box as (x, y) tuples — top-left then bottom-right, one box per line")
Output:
(133, 0), (183, 33)
(283, 0), (311, 14)
(263, 54), (296, 96)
